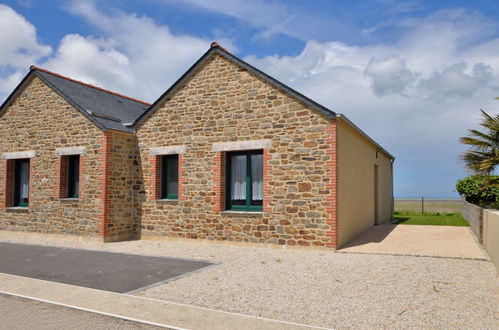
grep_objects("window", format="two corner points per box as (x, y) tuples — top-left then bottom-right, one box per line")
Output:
(57, 154), (81, 199)
(226, 150), (263, 211)
(67, 155), (80, 198)
(14, 159), (30, 207)
(161, 155), (179, 199)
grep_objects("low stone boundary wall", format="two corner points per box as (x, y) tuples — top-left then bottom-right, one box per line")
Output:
(461, 196), (484, 242)
(461, 197), (499, 274)
(483, 210), (499, 274)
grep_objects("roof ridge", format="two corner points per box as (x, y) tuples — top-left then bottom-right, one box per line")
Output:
(29, 65), (151, 106)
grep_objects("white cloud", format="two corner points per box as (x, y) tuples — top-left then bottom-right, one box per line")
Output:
(364, 57), (414, 97)
(0, 4), (51, 101)
(245, 9), (499, 196)
(0, 4), (51, 69)
(1, 3), (498, 196)
(43, 34), (134, 93)
(39, 0), (212, 102)
(418, 63), (492, 100)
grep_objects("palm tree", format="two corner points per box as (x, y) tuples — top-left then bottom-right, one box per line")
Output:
(460, 109), (499, 175)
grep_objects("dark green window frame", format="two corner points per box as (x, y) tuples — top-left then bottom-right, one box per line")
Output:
(67, 155), (80, 199)
(226, 150), (263, 212)
(13, 158), (30, 207)
(161, 154), (179, 199)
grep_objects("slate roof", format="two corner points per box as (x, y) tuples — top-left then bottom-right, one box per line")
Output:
(0, 66), (150, 133)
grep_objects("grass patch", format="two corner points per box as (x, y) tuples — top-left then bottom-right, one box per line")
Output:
(393, 210), (469, 226)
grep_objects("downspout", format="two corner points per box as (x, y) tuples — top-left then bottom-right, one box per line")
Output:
(390, 158), (395, 220)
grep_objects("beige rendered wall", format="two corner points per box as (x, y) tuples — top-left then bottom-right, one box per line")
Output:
(483, 210), (499, 274)
(337, 121), (393, 247)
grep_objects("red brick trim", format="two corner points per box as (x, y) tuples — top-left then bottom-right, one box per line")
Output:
(325, 120), (339, 248)
(28, 158), (34, 210)
(178, 154), (185, 201)
(79, 155), (84, 199)
(150, 155), (161, 200)
(212, 152), (225, 212)
(263, 149), (272, 213)
(98, 132), (112, 238)
(2, 160), (14, 208)
(55, 156), (68, 199)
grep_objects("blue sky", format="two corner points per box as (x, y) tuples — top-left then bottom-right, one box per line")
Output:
(2, 0), (499, 198)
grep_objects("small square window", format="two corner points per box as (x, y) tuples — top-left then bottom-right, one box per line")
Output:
(161, 155), (179, 199)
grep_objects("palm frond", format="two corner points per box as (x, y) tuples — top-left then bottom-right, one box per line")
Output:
(460, 109), (499, 174)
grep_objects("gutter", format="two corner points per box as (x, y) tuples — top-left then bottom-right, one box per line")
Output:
(335, 113), (395, 160)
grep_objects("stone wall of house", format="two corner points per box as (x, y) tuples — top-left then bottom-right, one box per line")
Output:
(136, 54), (337, 247)
(101, 130), (141, 242)
(0, 76), (104, 236)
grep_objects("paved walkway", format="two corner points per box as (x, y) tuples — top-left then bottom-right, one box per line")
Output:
(0, 293), (158, 330)
(0, 273), (321, 330)
(338, 224), (487, 259)
(0, 242), (215, 293)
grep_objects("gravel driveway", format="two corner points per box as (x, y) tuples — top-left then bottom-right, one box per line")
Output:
(0, 231), (497, 329)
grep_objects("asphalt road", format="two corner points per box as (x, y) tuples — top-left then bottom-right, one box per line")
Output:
(0, 293), (162, 329)
(0, 242), (214, 293)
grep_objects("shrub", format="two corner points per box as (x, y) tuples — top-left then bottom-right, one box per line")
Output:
(456, 175), (499, 208)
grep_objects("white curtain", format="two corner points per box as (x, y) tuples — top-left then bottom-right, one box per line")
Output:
(251, 154), (263, 201)
(20, 161), (29, 200)
(231, 155), (246, 200)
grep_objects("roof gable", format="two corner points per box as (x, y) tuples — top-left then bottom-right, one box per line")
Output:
(0, 67), (150, 133)
(133, 43), (337, 128)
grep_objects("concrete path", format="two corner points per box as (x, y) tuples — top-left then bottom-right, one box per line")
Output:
(338, 224), (487, 259)
(0, 293), (159, 330)
(0, 273), (322, 330)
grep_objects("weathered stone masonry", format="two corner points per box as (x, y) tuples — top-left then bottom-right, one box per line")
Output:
(0, 77), (104, 236)
(0, 44), (393, 247)
(0, 77), (141, 241)
(136, 54), (338, 247)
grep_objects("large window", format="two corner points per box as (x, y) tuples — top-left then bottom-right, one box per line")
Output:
(161, 155), (179, 199)
(226, 150), (263, 211)
(14, 159), (30, 207)
(67, 155), (80, 198)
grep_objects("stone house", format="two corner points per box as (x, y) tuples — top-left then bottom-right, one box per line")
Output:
(0, 43), (394, 248)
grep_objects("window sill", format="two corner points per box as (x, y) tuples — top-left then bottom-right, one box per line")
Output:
(154, 199), (179, 204)
(221, 210), (264, 216)
(59, 198), (79, 202)
(5, 207), (29, 213)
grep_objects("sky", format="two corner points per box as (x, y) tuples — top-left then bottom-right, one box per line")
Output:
(2, 0), (499, 198)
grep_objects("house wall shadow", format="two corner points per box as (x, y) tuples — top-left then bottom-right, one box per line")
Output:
(339, 223), (399, 249)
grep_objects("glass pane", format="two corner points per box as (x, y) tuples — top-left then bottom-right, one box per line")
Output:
(74, 157), (80, 196)
(251, 153), (263, 205)
(68, 156), (80, 198)
(20, 160), (29, 200)
(166, 156), (178, 196)
(230, 154), (246, 205)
